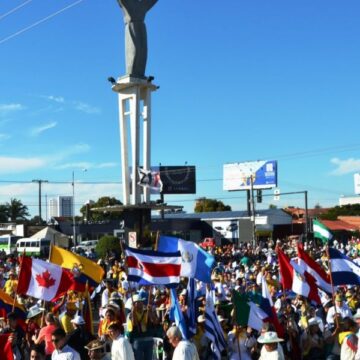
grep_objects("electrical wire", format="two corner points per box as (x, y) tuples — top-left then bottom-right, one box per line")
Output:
(0, 0), (85, 45)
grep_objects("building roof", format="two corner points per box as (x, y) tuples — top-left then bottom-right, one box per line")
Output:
(321, 219), (357, 231)
(154, 208), (289, 220)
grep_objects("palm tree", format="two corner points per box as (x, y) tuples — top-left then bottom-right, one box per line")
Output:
(6, 198), (30, 222)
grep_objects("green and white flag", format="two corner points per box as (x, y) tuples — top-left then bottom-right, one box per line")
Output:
(313, 219), (333, 243)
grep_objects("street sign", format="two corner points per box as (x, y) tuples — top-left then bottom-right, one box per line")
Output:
(274, 189), (280, 201)
(129, 231), (137, 248)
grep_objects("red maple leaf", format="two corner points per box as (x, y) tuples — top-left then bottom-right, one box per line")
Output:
(36, 270), (56, 288)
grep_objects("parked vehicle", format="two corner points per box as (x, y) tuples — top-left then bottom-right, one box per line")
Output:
(16, 238), (51, 257)
(0, 235), (22, 254)
(199, 237), (216, 249)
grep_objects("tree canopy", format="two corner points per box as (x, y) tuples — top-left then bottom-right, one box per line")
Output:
(0, 198), (30, 222)
(320, 204), (360, 220)
(95, 235), (121, 258)
(80, 196), (123, 222)
(194, 197), (232, 213)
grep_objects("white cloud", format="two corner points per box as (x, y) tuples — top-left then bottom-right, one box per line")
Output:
(96, 162), (118, 169)
(73, 101), (101, 114)
(45, 95), (65, 103)
(0, 103), (24, 116)
(55, 162), (92, 170)
(330, 157), (360, 175)
(0, 156), (45, 174)
(30, 121), (57, 136)
(0, 133), (11, 141)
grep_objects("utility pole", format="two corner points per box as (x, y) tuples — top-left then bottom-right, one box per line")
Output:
(249, 174), (257, 248)
(32, 179), (48, 223)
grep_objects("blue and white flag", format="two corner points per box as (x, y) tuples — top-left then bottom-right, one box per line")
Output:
(204, 288), (226, 360)
(158, 236), (215, 283)
(329, 247), (360, 286)
(169, 288), (190, 340)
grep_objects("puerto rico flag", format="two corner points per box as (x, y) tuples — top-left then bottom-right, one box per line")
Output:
(18, 257), (83, 302)
(125, 246), (181, 286)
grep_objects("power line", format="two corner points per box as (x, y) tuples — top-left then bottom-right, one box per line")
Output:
(0, 0), (33, 21)
(0, 0), (85, 45)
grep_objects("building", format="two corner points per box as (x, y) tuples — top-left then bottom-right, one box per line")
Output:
(49, 196), (73, 218)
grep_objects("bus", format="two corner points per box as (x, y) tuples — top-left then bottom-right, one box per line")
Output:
(16, 238), (51, 257)
(0, 235), (22, 254)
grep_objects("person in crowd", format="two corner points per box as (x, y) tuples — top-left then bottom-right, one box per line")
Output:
(32, 312), (59, 360)
(257, 331), (285, 360)
(60, 301), (77, 334)
(30, 343), (46, 360)
(227, 325), (256, 360)
(108, 321), (135, 360)
(67, 315), (93, 359)
(166, 325), (199, 360)
(85, 339), (111, 360)
(51, 327), (80, 360)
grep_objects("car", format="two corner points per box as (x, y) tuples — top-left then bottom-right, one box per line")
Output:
(199, 238), (216, 248)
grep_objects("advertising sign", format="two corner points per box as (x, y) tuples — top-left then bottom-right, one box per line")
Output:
(159, 166), (196, 194)
(223, 160), (277, 191)
(212, 220), (239, 241)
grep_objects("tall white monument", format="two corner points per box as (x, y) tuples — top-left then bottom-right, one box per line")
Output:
(113, 0), (158, 206)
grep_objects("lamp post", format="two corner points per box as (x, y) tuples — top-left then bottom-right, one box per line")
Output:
(72, 171), (76, 246)
(72, 169), (87, 246)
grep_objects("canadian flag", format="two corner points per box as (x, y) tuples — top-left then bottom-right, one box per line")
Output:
(18, 257), (81, 302)
(277, 247), (321, 304)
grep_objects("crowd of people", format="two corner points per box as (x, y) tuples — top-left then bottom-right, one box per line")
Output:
(0, 236), (360, 360)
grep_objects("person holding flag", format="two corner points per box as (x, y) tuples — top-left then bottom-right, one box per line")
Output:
(166, 325), (200, 360)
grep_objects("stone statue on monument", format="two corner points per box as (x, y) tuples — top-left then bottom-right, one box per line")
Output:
(117, 0), (158, 79)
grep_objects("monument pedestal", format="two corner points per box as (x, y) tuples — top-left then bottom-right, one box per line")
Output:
(112, 75), (158, 206)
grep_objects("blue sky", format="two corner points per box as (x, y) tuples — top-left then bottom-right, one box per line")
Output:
(1, 0), (360, 218)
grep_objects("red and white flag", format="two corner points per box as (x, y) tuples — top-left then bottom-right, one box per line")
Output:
(18, 257), (81, 302)
(296, 243), (332, 293)
(125, 246), (181, 286)
(277, 247), (321, 304)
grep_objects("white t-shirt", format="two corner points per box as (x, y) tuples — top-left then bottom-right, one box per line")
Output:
(51, 345), (81, 360)
(172, 340), (200, 360)
(111, 335), (135, 360)
(259, 344), (285, 360)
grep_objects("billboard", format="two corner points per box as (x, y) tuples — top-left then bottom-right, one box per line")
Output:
(212, 220), (239, 241)
(223, 160), (277, 191)
(160, 166), (196, 194)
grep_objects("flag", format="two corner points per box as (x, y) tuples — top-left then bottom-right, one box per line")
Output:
(277, 247), (321, 304)
(17, 257), (81, 302)
(261, 276), (284, 338)
(186, 278), (196, 338)
(329, 247), (360, 286)
(232, 291), (269, 331)
(204, 288), (226, 360)
(169, 288), (190, 340)
(0, 289), (26, 321)
(313, 219), (333, 243)
(0, 334), (13, 360)
(297, 243), (332, 293)
(137, 167), (163, 193)
(157, 235), (215, 283)
(50, 245), (105, 286)
(125, 246), (181, 286)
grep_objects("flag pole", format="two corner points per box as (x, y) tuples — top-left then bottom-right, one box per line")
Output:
(325, 245), (340, 329)
(12, 249), (26, 312)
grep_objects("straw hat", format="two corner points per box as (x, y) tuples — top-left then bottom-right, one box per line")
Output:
(308, 318), (320, 327)
(27, 305), (45, 319)
(217, 315), (227, 323)
(257, 331), (284, 344)
(85, 339), (106, 351)
(353, 308), (360, 320)
(132, 294), (146, 303)
(197, 315), (206, 323)
(71, 315), (86, 325)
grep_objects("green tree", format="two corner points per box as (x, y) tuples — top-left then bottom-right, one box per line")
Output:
(6, 198), (30, 222)
(96, 235), (121, 258)
(0, 205), (8, 222)
(80, 196), (123, 221)
(194, 197), (231, 213)
(320, 204), (360, 220)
